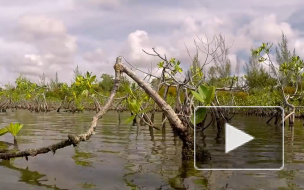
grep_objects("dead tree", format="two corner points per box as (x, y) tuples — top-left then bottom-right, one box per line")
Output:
(116, 60), (210, 160)
(117, 35), (240, 161)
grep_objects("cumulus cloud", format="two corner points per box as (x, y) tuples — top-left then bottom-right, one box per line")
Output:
(120, 30), (168, 69)
(19, 16), (66, 36)
(239, 14), (296, 43)
(0, 15), (78, 83)
(294, 38), (304, 57)
(0, 0), (303, 85)
(17, 15), (77, 56)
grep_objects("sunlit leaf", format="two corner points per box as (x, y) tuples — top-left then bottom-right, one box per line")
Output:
(205, 86), (215, 105)
(0, 127), (8, 136)
(6, 123), (23, 137)
(191, 91), (205, 103)
(157, 61), (164, 68)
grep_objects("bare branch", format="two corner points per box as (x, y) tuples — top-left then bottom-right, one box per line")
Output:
(0, 57), (123, 160)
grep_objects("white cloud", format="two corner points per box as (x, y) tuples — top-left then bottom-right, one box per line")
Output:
(0, 15), (78, 83)
(239, 14), (296, 42)
(19, 15), (66, 36)
(17, 15), (77, 56)
(294, 38), (304, 57)
(120, 30), (168, 69)
(0, 0), (303, 84)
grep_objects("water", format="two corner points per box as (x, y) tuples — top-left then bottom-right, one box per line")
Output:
(197, 114), (283, 170)
(0, 110), (302, 189)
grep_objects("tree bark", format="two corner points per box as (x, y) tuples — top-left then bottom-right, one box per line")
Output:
(117, 61), (210, 161)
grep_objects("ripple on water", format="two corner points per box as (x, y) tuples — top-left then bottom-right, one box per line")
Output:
(0, 110), (304, 189)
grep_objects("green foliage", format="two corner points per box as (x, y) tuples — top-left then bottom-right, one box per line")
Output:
(251, 42), (272, 58)
(157, 61), (164, 68)
(0, 123), (23, 138)
(122, 82), (151, 124)
(191, 84), (215, 124)
(245, 55), (276, 89)
(207, 65), (232, 87)
(191, 84), (215, 105)
(74, 71), (96, 91)
(253, 39), (304, 90)
(127, 99), (142, 114)
(279, 56), (304, 84)
(157, 58), (183, 75)
(6, 123), (23, 137)
(124, 114), (136, 124)
(188, 53), (203, 85)
(0, 127), (8, 136)
(191, 107), (207, 124)
(99, 74), (114, 92)
(15, 75), (38, 100)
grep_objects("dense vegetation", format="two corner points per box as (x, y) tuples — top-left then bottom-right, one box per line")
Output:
(0, 34), (302, 116)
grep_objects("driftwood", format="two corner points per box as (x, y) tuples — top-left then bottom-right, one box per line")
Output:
(0, 57), (122, 160)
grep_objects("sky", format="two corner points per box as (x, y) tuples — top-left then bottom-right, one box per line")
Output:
(0, 0), (304, 85)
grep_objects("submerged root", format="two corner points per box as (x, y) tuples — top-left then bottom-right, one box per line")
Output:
(182, 145), (211, 162)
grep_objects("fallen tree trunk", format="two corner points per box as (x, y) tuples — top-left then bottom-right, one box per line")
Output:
(0, 57), (122, 160)
(117, 60), (210, 161)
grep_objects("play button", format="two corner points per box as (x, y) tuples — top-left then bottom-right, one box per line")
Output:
(194, 106), (283, 170)
(225, 123), (254, 153)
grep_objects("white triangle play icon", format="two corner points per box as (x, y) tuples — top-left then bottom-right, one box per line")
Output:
(225, 123), (254, 154)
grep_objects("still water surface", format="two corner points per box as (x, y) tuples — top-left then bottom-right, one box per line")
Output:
(0, 110), (302, 189)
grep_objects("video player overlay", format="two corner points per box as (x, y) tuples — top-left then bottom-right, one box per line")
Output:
(194, 106), (284, 170)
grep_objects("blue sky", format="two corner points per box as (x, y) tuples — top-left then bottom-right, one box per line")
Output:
(0, 0), (303, 85)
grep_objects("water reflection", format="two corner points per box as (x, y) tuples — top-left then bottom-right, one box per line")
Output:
(0, 160), (67, 190)
(72, 149), (95, 167)
(0, 110), (303, 189)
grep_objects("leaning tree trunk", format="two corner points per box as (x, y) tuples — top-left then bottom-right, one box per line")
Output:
(116, 58), (210, 161)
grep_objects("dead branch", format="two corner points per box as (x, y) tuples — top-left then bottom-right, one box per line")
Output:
(117, 62), (187, 132)
(0, 57), (123, 160)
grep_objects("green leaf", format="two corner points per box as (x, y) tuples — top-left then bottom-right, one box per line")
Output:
(81, 89), (89, 97)
(124, 115), (136, 124)
(127, 99), (141, 114)
(191, 91), (205, 103)
(6, 123), (23, 137)
(138, 108), (152, 114)
(191, 108), (207, 124)
(90, 75), (96, 83)
(134, 100), (142, 113)
(205, 86), (215, 105)
(157, 61), (164, 68)
(169, 58), (175, 63)
(198, 85), (208, 100)
(0, 127), (8, 136)
(86, 71), (90, 78)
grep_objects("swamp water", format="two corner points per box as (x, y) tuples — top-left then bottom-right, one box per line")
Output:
(0, 110), (302, 189)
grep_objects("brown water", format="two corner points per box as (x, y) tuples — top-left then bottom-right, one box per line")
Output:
(0, 110), (303, 189)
